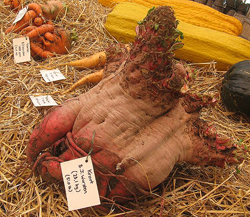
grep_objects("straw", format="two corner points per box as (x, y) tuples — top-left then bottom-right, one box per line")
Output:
(1, 0), (250, 216)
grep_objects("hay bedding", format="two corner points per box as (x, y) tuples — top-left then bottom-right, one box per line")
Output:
(0, 0), (250, 216)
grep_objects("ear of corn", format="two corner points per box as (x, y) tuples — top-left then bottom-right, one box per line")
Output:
(99, 0), (243, 36)
(105, 2), (250, 70)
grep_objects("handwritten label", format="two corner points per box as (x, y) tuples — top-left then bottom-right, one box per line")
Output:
(13, 6), (28, 24)
(40, 69), (66, 82)
(61, 156), (100, 211)
(13, 37), (31, 63)
(29, 95), (58, 107)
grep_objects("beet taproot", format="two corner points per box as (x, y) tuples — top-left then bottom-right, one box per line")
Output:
(27, 6), (243, 203)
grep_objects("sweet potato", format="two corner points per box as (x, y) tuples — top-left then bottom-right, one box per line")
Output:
(27, 6), (243, 203)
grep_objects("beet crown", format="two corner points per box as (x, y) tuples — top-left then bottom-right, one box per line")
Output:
(121, 6), (185, 100)
(134, 6), (183, 68)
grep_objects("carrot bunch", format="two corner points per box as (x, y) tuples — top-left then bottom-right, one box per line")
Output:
(5, 1), (65, 34)
(5, 0), (72, 58)
(4, 0), (23, 12)
(20, 24), (72, 58)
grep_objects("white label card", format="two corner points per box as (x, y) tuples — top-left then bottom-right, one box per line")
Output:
(13, 6), (28, 24)
(40, 68), (66, 82)
(13, 36), (31, 63)
(61, 156), (101, 211)
(29, 95), (58, 107)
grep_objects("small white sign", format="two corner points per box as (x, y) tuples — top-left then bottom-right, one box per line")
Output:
(13, 36), (31, 63)
(61, 156), (101, 211)
(13, 6), (28, 24)
(29, 95), (58, 107)
(40, 68), (66, 82)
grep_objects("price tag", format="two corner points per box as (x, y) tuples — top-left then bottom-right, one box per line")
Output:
(61, 156), (101, 211)
(29, 95), (58, 107)
(13, 6), (28, 24)
(13, 36), (31, 63)
(40, 69), (66, 82)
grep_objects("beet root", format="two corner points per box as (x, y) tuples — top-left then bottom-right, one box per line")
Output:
(27, 6), (243, 203)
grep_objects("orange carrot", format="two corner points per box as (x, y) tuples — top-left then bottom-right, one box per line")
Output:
(30, 42), (54, 58)
(46, 20), (54, 26)
(46, 27), (71, 55)
(26, 25), (71, 58)
(65, 52), (107, 69)
(12, 0), (20, 10)
(20, 26), (36, 34)
(5, 10), (37, 33)
(34, 36), (44, 44)
(4, 0), (10, 6)
(64, 69), (104, 93)
(26, 24), (54, 39)
(28, 3), (43, 17)
(41, 37), (52, 47)
(34, 17), (44, 26)
(4, 0), (22, 11)
(44, 32), (55, 42)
